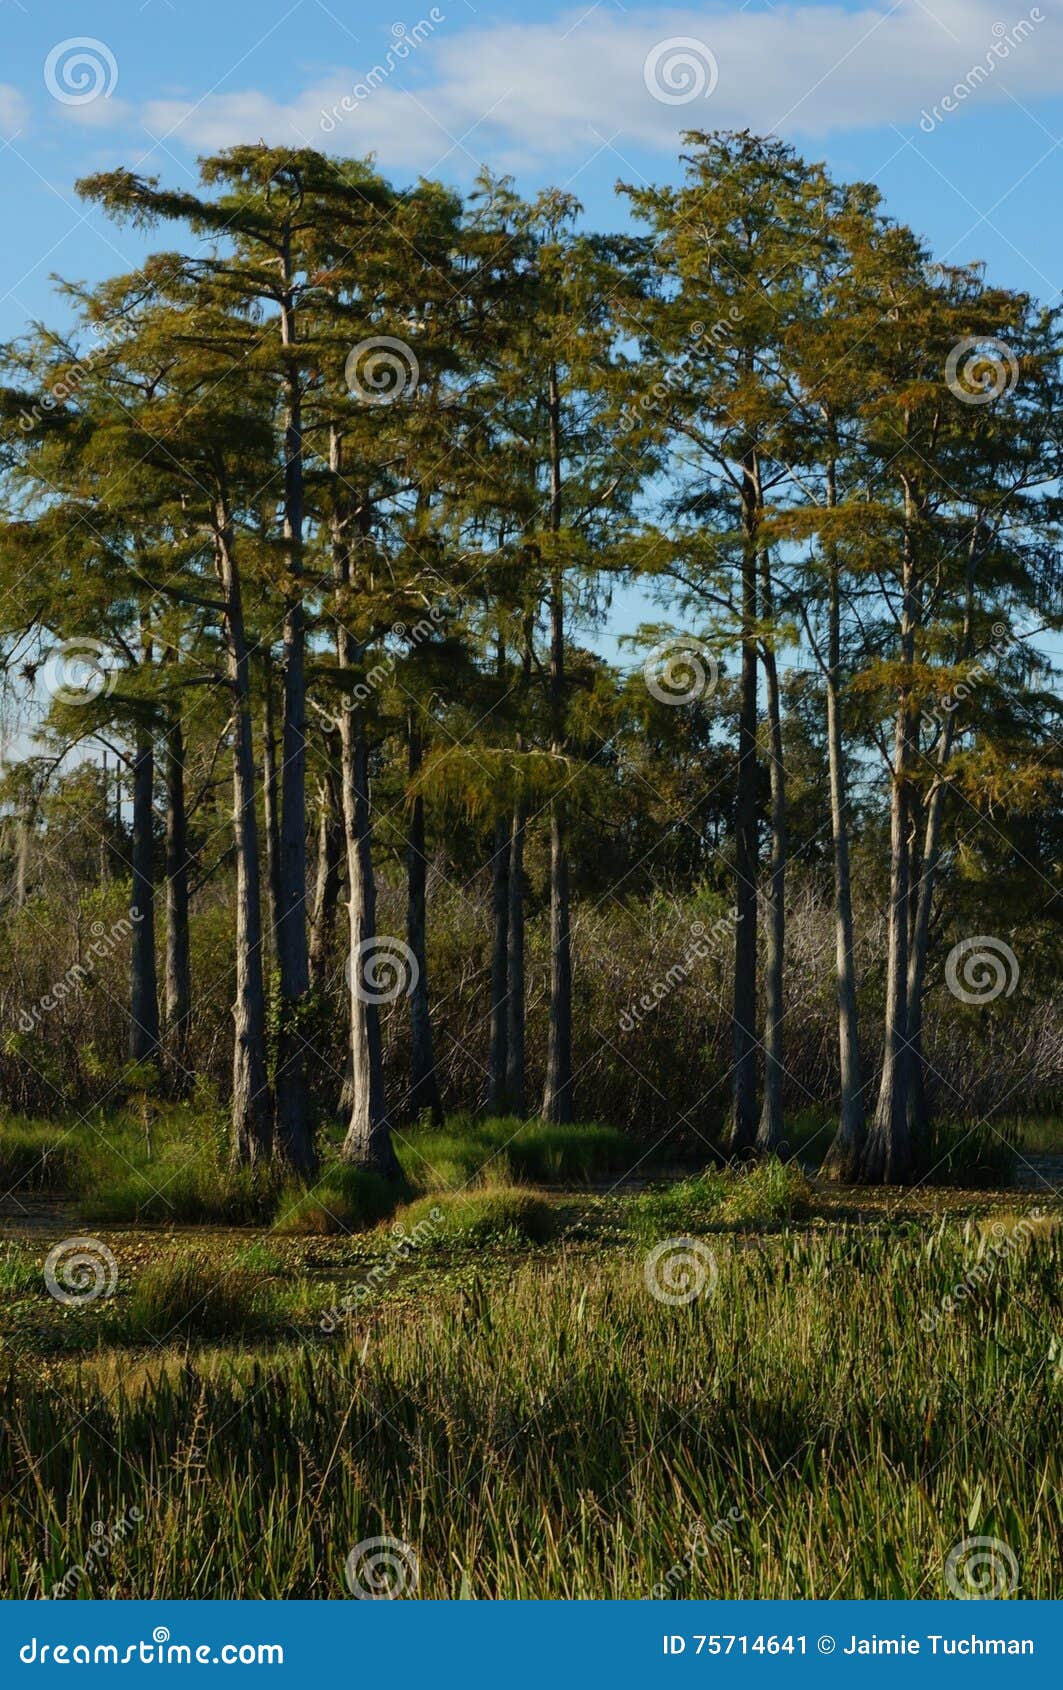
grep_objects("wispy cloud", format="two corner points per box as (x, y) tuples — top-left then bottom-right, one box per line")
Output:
(94, 3), (1063, 168)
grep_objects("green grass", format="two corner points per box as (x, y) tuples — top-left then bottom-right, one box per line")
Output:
(117, 1251), (280, 1344)
(630, 1158), (813, 1238)
(395, 1115), (636, 1192)
(397, 1187), (557, 1247)
(0, 1119), (83, 1194)
(0, 1216), (1059, 1597)
(0, 1242), (38, 1294)
(272, 1164), (405, 1235)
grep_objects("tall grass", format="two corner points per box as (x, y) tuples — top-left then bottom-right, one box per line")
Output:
(1, 1221), (1059, 1598)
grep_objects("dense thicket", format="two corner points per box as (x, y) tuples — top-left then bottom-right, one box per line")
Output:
(1, 132), (1060, 1185)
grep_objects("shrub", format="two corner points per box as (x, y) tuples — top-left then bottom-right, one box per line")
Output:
(0, 1120), (83, 1195)
(397, 1188), (556, 1246)
(272, 1164), (403, 1235)
(396, 1114), (638, 1193)
(924, 1119), (1016, 1187)
(630, 1158), (812, 1238)
(120, 1252), (274, 1343)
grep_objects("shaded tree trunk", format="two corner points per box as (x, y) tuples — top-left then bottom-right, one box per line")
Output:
(821, 457), (865, 1180)
(214, 512), (271, 1165)
(487, 812), (510, 1114)
(163, 708), (192, 1089)
(338, 716), (398, 1175)
(273, 286), (314, 1176)
(406, 720), (443, 1125)
(726, 453), (761, 1153)
(308, 757), (343, 997)
(505, 803), (527, 1117)
(755, 555), (785, 1153)
(262, 652), (282, 947)
(860, 484), (918, 1184)
(541, 362), (574, 1123)
(129, 727), (160, 1065)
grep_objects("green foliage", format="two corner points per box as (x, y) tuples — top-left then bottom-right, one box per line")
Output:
(630, 1159), (813, 1239)
(272, 1163), (404, 1236)
(397, 1188), (557, 1247)
(119, 1252), (276, 1343)
(0, 1243), (38, 1295)
(0, 1119), (83, 1194)
(396, 1115), (636, 1192)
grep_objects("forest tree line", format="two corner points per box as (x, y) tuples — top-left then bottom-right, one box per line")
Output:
(1, 130), (1061, 1188)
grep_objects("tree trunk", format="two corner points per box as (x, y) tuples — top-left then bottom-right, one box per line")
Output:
(163, 709), (192, 1089)
(406, 720), (443, 1125)
(487, 813), (510, 1114)
(821, 473), (865, 1180)
(338, 715), (398, 1175)
(726, 455), (761, 1153)
(273, 290), (314, 1176)
(860, 481), (918, 1184)
(214, 513), (272, 1166)
(755, 557), (785, 1154)
(905, 521), (979, 1153)
(262, 652), (282, 947)
(308, 758), (343, 997)
(541, 362), (574, 1124)
(505, 803), (527, 1117)
(129, 729), (160, 1066)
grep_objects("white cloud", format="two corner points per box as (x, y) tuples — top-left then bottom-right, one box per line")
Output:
(130, 2), (1063, 171)
(0, 84), (29, 139)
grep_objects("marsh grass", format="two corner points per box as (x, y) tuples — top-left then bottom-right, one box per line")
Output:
(1, 1219), (1059, 1598)
(630, 1159), (813, 1238)
(397, 1187), (557, 1246)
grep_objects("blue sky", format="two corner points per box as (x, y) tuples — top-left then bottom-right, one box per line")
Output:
(2, 0), (1062, 345)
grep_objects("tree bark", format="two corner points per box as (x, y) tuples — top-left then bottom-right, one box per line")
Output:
(338, 715), (399, 1175)
(273, 282), (314, 1176)
(755, 554), (785, 1153)
(505, 803), (527, 1117)
(214, 512), (272, 1165)
(308, 757), (343, 997)
(129, 713), (160, 1066)
(904, 522), (979, 1153)
(163, 708), (192, 1089)
(726, 453), (761, 1153)
(406, 719), (443, 1125)
(821, 448), (865, 1180)
(487, 812), (510, 1114)
(541, 362), (574, 1123)
(860, 478), (918, 1184)
(262, 651), (282, 948)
